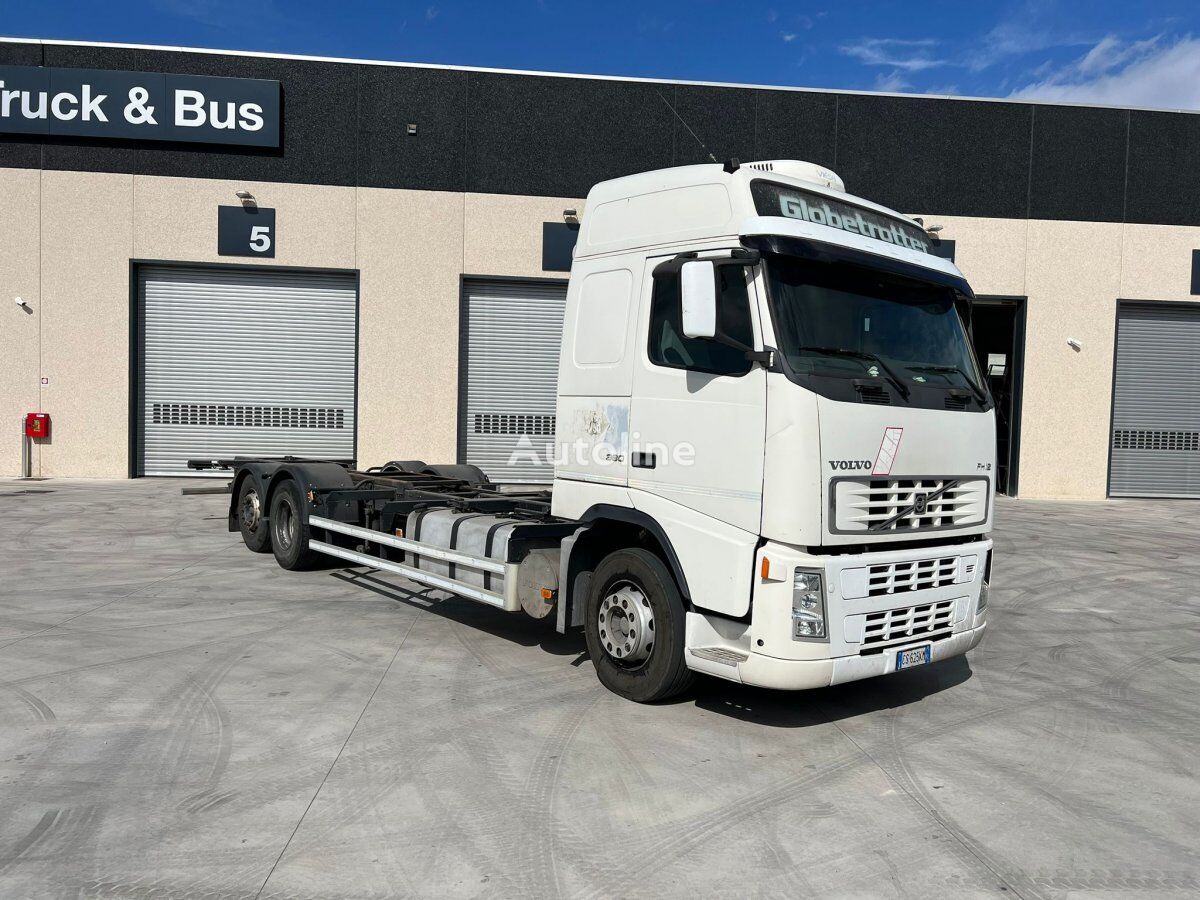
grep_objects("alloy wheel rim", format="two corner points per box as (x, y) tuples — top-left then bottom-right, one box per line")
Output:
(597, 581), (655, 665)
(240, 490), (261, 533)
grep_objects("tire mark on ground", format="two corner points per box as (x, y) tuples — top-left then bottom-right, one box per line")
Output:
(516, 692), (602, 899)
(0, 810), (61, 872)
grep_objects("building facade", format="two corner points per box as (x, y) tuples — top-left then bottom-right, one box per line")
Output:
(2, 37), (1199, 499)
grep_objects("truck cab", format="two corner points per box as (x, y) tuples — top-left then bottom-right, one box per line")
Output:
(552, 159), (992, 698)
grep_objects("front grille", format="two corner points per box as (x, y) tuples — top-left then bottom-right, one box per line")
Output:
(944, 395), (968, 410)
(832, 477), (988, 533)
(868, 556), (957, 596)
(861, 600), (955, 651)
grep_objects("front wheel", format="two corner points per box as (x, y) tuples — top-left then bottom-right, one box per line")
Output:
(269, 480), (320, 571)
(584, 548), (694, 703)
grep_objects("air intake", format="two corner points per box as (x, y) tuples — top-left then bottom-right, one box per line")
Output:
(856, 384), (892, 406)
(743, 160), (845, 192)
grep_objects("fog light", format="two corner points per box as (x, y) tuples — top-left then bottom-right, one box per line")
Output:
(977, 580), (989, 614)
(792, 568), (828, 641)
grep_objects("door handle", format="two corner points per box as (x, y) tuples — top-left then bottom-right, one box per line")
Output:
(632, 451), (657, 469)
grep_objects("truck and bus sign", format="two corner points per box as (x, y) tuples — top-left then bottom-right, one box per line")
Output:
(0, 65), (280, 147)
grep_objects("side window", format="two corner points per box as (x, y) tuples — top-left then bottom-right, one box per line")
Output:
(648, 265), (754, 376)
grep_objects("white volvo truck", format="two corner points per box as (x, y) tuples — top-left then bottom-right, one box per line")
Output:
(198, 159), (993, 703)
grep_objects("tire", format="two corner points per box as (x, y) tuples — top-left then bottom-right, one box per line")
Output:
(269, 480), (320, 571)
(584, 548), (694, 702)
(235, 477), (271, 553)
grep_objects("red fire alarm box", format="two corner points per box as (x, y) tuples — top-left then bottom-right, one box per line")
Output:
(25, 412), (50, 440)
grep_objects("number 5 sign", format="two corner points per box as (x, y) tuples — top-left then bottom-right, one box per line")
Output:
(218, 205), (276, 258)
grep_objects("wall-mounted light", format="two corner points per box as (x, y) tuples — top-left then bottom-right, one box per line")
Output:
(234, 190), (257, 208)
(15, 297), (32, 313)
(1067, 338), (1082, 351)
(406, 123), (418, 135)
(925, 223), (944, 234)
(563, 208), (579, 224)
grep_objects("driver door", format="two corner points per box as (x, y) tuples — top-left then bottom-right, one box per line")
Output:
(628, 255), (767, 535)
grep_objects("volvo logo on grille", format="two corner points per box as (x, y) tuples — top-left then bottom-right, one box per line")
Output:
(913, 493), (929, 515)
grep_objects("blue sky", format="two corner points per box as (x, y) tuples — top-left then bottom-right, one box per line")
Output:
(6, 1), (1200, 108)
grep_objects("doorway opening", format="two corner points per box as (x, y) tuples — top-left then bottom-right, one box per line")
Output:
(970, 297), (1026, 497)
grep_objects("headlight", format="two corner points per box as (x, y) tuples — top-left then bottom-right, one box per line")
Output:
(792, 568), (828, 641)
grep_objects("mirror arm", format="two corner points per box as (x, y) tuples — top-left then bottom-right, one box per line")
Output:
(744, 348), (776, 369)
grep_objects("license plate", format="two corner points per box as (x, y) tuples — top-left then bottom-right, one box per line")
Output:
(896, 645), (931, 670)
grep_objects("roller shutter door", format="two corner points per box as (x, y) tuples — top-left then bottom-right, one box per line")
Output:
(1109, 302), (1200, 497)
(139, 265), (357, 476)
(462, 279), (567, 483)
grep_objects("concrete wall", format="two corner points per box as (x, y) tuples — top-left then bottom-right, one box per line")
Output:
(925, 213), (1200, 500)
(1, 167), (579, 480)
(0, 168), (41, 479)
(3, 165), (1197, 498)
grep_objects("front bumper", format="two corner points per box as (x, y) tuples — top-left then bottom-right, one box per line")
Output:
(684, 536), (991, 690)
(733, 621), (986, 690)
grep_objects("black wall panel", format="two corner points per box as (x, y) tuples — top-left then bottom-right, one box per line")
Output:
(2, 39), (1199, 227)
(133, 50), (359, 187)
(0, 40), (42, 65)
(464, 72), (673, 197)
(1126, 111), (1200, 227)
(835, 95), (1031, 218)
(1029, 105), (1127, 222)
(669, 84), (756, 166)
(753, 89), (838, 171)
(358, 66), (467, 192)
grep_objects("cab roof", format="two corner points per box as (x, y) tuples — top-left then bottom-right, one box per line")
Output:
(575, 160), (927, 260)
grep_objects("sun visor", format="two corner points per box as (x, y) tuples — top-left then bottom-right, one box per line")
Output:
(741, 233), (975, 298)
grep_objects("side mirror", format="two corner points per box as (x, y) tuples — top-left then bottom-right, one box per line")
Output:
(680, 260), (717, 340)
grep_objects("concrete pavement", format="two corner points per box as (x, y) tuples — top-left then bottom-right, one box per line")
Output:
(0, 478), (1197, 898)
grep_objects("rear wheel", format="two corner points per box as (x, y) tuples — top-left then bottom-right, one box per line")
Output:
(585, 548), (694, 702)
(269, 480), (320, 571)
(236, 477), (271, 553)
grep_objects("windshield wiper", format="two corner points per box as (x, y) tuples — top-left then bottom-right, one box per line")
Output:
(795, 346), (911, 400)
(907, 364), (989, 405)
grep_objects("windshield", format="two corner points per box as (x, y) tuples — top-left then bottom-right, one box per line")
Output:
(763, 254), (988, 408)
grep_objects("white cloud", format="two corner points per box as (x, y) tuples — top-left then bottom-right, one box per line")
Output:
(966, 4), (1093, 73)
(840, 38), (946, 72)
(1011, 35), (1200, 109)
(1076, 33), (1161, 75)
(873, 70), (913, 93)
(781, 32), (797, 43)
(425, 5), (438, 20)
